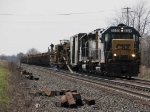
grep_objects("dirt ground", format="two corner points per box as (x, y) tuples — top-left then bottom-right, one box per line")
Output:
(7, 67), (32, 111)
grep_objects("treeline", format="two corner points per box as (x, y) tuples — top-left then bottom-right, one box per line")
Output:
(0, 52), (24, 63)
(0, 48), (40, 63)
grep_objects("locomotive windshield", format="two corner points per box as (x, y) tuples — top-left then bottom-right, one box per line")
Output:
(104, 33), (139, 51)
(105, 33), (139, 41)
(112, 33), (133, 39)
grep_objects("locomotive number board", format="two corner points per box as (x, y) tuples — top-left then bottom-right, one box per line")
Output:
(111, 29), (132, 33)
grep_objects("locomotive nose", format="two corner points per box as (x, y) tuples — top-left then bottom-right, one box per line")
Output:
(112, 39), (134, 60)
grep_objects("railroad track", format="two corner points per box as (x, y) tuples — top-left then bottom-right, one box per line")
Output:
(22, 64), (150, 105)
(132, 77), (150, 85)
(115, 77), (150, 88)
(56, 70), (150, 98)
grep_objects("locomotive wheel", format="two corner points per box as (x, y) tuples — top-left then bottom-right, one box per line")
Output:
(126, 76), (132, 79)
(128, 76), (132, 79)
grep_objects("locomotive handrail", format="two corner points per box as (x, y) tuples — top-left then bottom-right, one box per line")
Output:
(106, 48), (112, 59)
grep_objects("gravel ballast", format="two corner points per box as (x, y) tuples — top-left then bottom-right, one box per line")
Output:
(20, 64), (150, 112)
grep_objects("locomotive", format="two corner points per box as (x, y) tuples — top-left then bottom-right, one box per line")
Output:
(21, 23), (140, 78)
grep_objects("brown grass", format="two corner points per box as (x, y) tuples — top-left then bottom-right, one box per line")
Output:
(138, 65), (150, 79)
(6, 62), (34, 111)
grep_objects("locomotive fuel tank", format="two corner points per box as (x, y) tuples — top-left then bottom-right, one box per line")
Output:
(82, 64), (87, 72)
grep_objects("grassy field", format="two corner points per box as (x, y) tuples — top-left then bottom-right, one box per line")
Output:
(0, 65), (9, 111)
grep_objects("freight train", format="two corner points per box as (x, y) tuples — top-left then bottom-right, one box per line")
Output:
(21, 23), (141, 78)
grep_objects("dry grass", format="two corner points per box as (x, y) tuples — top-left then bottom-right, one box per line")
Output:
(7, 67), (33, 112)
(138, 65), (150, 79)
(0, 61), (34, 111)
(0, 65), (9, 112)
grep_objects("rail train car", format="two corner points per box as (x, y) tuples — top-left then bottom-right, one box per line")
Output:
(70, 23), (140, 78)
(20, 23), (140, 78)
(20, 40), (70, 68)
(21, 47), (52, 66)
(21, 52), (51, 66)
(70, 30), (105, 72)
(20, 56), (28, 64)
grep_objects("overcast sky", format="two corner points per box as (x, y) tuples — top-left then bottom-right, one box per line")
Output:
(0, 0), (150, 55)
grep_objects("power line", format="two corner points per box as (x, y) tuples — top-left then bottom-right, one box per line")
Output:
(0, 18), (103, 24)
(0, 14), (104, 23)
(58, 10), (112, 15)
(0, 10), (113, 16)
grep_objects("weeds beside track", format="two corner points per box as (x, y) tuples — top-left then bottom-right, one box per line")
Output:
(0, 65), (9, 111)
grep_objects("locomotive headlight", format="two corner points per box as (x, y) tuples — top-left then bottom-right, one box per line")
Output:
(114, 54), (117, 56)
(121, 30), (124, 32)
(131, 54), (136, 57)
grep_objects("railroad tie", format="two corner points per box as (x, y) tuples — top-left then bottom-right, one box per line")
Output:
(65, 92), (76, 108)
(72, 92), (83, 106)
(55, 95), (68, 107)
(84, 97), (95, 105)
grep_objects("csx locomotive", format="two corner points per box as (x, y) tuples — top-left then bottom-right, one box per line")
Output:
(21, 23), (140, 78)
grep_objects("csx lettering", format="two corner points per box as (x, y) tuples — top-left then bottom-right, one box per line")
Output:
(116, 44), (131, 50)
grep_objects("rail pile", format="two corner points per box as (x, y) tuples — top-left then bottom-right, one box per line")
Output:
(21, 69), (39, 80)
(55, 90), (95, 108)
(32, 89), (95, 108)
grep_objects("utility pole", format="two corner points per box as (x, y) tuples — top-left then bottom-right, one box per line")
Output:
(123, 7), (133, 26)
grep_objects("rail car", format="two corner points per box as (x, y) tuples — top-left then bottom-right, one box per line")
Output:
(21, 40), (70, 68)
(21, 52), (51, 66)
(20, 23), (140, 78)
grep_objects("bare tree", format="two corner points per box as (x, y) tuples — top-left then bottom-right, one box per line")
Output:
(108, 0), (150, 37)
(107, 0), (150, 67)
(26, 48), (40, 55)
